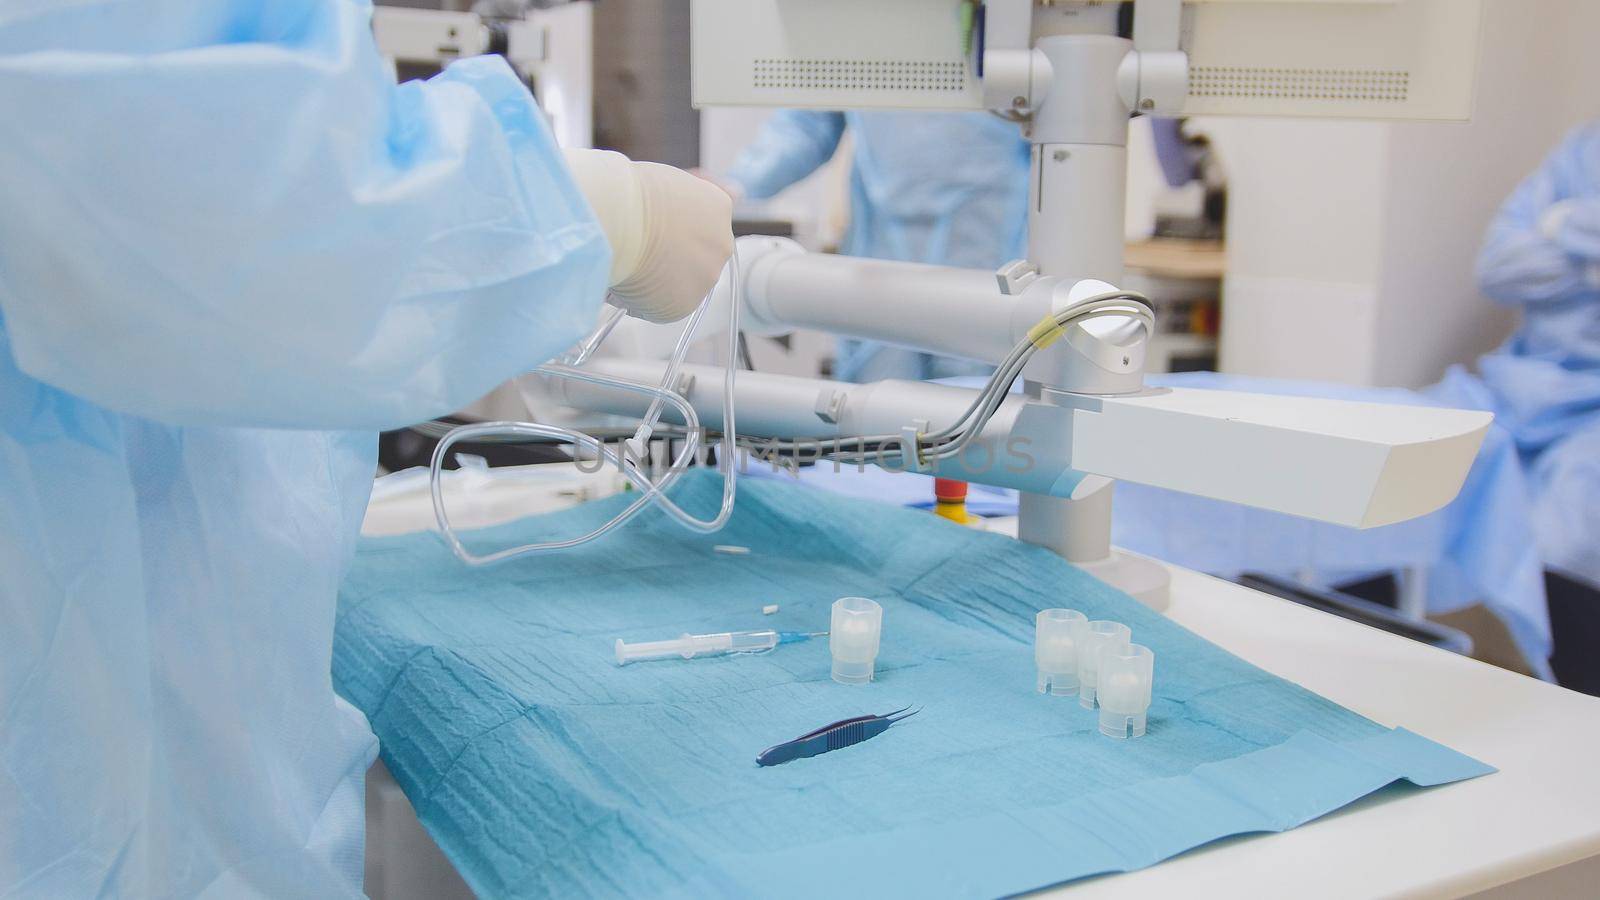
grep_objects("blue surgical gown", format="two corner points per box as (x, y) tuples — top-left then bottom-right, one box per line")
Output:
(1473, 122), (1600, 585)
(726, 110), (1030, 382)
(0, 2), (609, 895)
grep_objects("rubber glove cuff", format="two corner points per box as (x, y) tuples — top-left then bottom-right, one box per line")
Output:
(561, 148), (648, 286)
(561, 149), (734, 323)
(611, 161), (734, 322)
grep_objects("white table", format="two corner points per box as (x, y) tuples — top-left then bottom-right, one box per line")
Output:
(1049, 562), (1600, 898)
(362, 468), (1600, 899)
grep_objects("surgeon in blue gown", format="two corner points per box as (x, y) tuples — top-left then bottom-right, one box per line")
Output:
(723, 110), (1031, 382)
(0, 2), (730, 895)
(1470, 122), (1600, 588)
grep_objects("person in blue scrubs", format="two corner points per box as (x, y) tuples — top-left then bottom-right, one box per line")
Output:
(1470, 122), (1600, 588)
(0, 2), (730, 895)
(723, 110), (1031, 382)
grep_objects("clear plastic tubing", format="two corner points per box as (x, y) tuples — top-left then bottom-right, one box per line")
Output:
(615, 630), (783, 665)
(429, 241), (744, 564)
(429, 374), (702, 563)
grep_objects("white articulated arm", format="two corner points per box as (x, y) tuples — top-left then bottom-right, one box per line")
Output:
(730, 236), (1147, 394)
(735, 237), (1020, 360)
(1054, 388), (1492, 529)
(546, 361), (1491, 530)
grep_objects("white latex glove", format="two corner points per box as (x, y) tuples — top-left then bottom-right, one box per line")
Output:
(561, 148), (734, 323)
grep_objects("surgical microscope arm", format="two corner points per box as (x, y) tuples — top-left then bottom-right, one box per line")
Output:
(551, 359), (1490, 532)
(544, 235), (1490, 609)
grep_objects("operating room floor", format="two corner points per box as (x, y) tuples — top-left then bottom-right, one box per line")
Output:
(365, 761), (473, 900)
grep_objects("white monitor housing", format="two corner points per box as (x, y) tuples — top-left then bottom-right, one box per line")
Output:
(691, 0), (1482, 121)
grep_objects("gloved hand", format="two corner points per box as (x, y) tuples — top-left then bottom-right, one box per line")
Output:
(1541, 198), (1600, 262)
(562, 148), (734, 323)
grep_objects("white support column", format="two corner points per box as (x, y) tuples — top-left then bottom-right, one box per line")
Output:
(1014, 31), (1173, 609)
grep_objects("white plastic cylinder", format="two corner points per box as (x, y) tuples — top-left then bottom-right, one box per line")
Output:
(1077, 620), (1132, 709)
(830, 596), (883, 684)
(1098, 643), (1155, 739)
(1029, 35), (1135, 149)
(746, 251), (1019, 363)
(1020, 484), (1112, 564)
(1034, 608), (1088, 696)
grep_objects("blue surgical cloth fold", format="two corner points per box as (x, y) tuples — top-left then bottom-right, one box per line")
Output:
(335, 472), (1492, 899)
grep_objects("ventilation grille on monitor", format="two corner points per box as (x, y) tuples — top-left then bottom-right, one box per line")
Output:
(1190, 67), (1410, 103)
(752, 58), (969, 92)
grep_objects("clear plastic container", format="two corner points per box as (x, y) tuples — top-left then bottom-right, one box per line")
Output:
(1098, 643), (1155, 739)
(1077, 620), (1132, 709)
(830, 596), (883, 684)
(1034, 608), (1088, 696)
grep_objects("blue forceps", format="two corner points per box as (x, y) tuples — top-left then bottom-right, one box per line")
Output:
(756, 706), (921, 766)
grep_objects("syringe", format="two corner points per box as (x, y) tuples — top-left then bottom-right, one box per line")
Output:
(614, 630), (825, 666)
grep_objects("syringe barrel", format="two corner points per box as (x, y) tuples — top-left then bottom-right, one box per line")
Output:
(614, 638), (676, 664)
(614, 630), (779, 665)
(727, 630), (780, 652)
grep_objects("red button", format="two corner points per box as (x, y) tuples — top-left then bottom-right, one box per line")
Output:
(934, 478), (968, 502)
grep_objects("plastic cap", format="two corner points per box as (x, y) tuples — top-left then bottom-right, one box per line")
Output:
(1077, 620), (1132, 709)
(830, 596), (883, 684)
(1098, 643), (1155, 739)
(1034, 608), (1088, 696)
(934, 478), (969, 502)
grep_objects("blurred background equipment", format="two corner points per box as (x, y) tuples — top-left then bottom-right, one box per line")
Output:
(374, 0), (594, 148)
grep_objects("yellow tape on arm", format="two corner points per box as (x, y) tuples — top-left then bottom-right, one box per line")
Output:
(1027, 316), (1066, 349)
